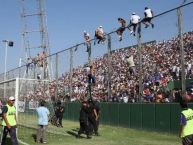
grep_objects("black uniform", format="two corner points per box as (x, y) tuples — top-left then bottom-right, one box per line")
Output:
(94, 102), (100, 133)
(55, 101), (65, 127)
(88, 101), (99, 136)
(78, 102), (91, 139)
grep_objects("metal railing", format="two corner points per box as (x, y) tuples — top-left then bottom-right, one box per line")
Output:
(0, 2), (193, 102)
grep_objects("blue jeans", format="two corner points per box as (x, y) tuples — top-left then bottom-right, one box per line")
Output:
(1, 126), (18, 145)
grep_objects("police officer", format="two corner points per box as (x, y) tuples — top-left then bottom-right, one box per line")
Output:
(88, 98), (99, 136)
(1, 96), (18, 145)
(179, 99), (193, 145)
(55, 100), (65, 127)
(94, 101), (100, 135)
(77, 101), (91, 139)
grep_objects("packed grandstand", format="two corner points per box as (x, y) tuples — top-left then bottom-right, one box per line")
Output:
(22, 30), (193, 103)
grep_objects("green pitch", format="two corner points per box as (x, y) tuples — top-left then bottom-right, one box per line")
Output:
(1, 113), (181, 145)
(16, 119), (181, 145)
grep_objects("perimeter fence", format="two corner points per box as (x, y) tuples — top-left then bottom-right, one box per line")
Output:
(0, 2), (193, 103)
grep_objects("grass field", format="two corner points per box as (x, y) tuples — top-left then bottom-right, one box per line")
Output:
(0, 113), (182, 145)
(16, 119), (181, 145)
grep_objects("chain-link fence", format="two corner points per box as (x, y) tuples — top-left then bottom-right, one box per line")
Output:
(0, 2), (193, 103)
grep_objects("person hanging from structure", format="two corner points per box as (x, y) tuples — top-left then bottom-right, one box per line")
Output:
(32, 53), (39, 66)
(116, 17), (126, 41)
(88, 65), (96, 85)
(26, 57), (33, 74)
(142, 7), (154, 28)
(128, 12), (141, 36)
(86, 64), (96, 98)
(125, 53), (136, 76)
(94, 26), (106, 45)
(84, 31), (91, 52)
(39, 51), (48, 68)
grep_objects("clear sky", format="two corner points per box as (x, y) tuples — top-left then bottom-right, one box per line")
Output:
(0, 0), (192, 74)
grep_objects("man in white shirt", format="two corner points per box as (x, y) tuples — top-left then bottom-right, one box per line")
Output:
(128, 12), (140, 36)
(94, 26), (106, 44)
(142, 7), (154, 28)
(125, 54), (136, 76)
(36, 100), (50, 143)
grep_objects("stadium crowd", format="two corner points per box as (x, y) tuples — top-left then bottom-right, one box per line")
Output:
(24, 30), (193, 103)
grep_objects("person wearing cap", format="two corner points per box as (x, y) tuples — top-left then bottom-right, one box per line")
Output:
(142, 7), (154, 28)
(94, 26), (106, 44)
(116, 17), (126, 41)
(36, 100), (50, 144)
(84, 31), (91, 52)
(128, 12), (140, 36)
(179, 99), (193, 145)
(1, 96), (18, 145)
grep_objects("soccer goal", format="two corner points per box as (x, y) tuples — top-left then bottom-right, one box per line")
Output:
(0, 78), (67, 145)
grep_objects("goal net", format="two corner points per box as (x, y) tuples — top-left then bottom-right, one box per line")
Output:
(0, 78), (68, 144)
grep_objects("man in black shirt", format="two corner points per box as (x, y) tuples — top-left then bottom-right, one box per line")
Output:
(88, 99), (99, 136)
(55, 100), (65, 127)
(77, 101), (91, 139)
(94, 101), (100, 134)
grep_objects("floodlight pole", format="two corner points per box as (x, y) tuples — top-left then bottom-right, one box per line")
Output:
(2, 40), (14, 98)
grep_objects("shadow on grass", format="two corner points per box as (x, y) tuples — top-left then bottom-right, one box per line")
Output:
(66, 128), (89, 139)
(71, 128), (79, 132)
(66, 131), (78, 138)
(32, 134), (37, 142)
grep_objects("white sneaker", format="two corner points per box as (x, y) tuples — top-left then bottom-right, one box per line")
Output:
(130, 31), (133, 35)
